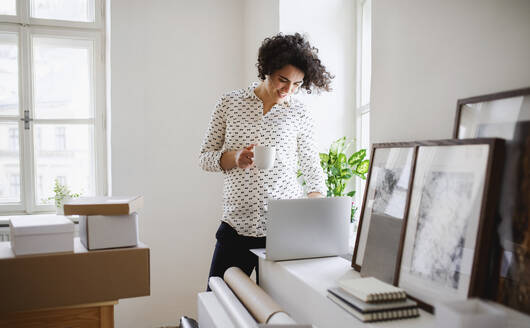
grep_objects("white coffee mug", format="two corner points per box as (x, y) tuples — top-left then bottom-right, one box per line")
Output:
(254, 146), (276, 170)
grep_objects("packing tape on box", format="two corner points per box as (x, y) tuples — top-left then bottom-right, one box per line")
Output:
(208, 276), (258, 328)
(224, 267), (293, 324)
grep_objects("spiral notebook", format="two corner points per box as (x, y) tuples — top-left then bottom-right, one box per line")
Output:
(338, 277), (407, 303)
(327, 293), (419, 322)
(328, 287), (417, 312)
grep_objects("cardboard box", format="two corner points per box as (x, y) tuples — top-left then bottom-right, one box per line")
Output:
(0, 238), (150, 313)
(64, 196), (144, 216)
(79, 213), (139, 250)
(9, 215), (74, 256)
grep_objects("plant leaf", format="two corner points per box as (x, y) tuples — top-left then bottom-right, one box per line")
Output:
(341, 168), (353, 179)
(347, 190), (356, 197)
(348, 149), (366, 166)
(319, 153), (329, 163)
(356, 160), (370, 174)
(338, 153), (347, 164)
(351, 205), (357, 223)
(329, 153), (336, 165)
(330, 137), (346, 155)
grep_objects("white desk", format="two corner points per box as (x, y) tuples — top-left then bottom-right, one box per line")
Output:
(197, 249), (529, 328)
(255, 250), (529, 328)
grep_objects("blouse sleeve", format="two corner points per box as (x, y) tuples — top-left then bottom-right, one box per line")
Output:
(199, 96), (227, 172)
(297, 107), (327, 195)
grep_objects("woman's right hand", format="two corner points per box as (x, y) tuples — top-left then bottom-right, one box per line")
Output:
(220, 144), (256, 171)
(235, 144), (255, 169)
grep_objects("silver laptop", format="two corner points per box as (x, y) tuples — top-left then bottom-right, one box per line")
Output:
(265, 197), (351, 261)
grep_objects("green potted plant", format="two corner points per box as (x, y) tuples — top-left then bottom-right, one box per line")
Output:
(299, 137), (370, 222)
(47, 179), (81, 215)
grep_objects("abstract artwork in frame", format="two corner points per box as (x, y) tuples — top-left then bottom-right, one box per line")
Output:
(352, 142), (416, 284)
(454, 87), (530, 314)
(395, 139), (504, 312)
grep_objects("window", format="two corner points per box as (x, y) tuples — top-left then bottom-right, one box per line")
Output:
(56, 175), (66, 186)
(9, 174), (20, 200)
(354, 0), (371, 221)
(0, 1), (16, 16)
(54, 127), (65, 151)
(0, 0), (106, 214)
(8, 127), (18, 150)
(37, 175), (43, 197)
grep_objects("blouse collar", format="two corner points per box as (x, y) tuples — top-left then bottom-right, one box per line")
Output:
(245, 82), (291, 107)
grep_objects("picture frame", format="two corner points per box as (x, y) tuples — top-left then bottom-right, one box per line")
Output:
(453, 87), (530, 314)
(351, 142), (416, 284)
(394, 139), (505, 313)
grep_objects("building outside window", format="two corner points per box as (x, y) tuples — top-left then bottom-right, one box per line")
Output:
(0, 0), (107, 214)
(8, 127), (18, 151)
(56, 175), (66, 186)
(9, 174), (20, 199)
(54, 127), (66, 151)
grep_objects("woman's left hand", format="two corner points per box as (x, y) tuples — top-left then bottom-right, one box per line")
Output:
(307, 192), (324, 198)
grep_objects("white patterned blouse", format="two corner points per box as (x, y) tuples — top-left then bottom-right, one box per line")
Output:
(199, 82), (327, 237)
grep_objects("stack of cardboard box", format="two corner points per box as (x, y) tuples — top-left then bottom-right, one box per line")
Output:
(64, 196), (143, 250)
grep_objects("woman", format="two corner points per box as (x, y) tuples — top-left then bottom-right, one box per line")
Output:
(199, 33), (333, 287)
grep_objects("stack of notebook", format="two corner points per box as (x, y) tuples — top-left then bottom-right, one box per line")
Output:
(327, 277), (420, 322)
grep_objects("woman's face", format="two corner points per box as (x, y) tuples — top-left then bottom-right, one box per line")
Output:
(265, 65), (304, 103)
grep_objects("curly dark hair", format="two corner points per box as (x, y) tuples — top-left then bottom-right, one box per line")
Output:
(256, 33), (334, 94)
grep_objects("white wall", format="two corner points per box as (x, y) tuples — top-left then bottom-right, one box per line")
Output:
(243, 0), (357, 151)
(110, 1), (356, 326)
(243, 0), (279, 85)
(371, 0), (530, 143)
(279, 0), (357, 151)
(111, 0), (245, 326)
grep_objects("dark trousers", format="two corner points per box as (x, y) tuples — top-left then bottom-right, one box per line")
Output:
(207, 221), (266, 291)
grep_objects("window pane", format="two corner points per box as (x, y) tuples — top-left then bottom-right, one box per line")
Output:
(0, 33), (19, 116)
(0, 0), (16, 15)
(356, 110), (370, 215)
(361, 110), (370, 150)
(0, 122), (21, 203)
(360, 0), (372, 106)
(33, 36), (93, 119)
(34, 124), (95, 205)
(31, 0), (95, 22)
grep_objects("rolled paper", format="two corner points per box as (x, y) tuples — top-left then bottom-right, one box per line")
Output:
(267, 311), (297, 324)
(224, 267), (285, 323)
(208, 277), (258, 328)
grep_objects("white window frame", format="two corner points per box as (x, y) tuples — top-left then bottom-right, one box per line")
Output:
(354, 0), (371, 222)
(0, 0), (107, 215)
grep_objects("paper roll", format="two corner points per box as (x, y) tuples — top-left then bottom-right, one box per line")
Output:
(267, 311), (297, 324)
(208, 277), (258, 328)
(223, 267), (285, 323)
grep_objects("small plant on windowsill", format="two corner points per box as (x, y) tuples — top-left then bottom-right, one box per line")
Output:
(46, 179), (81, 215)
(299, 137), (369, 222)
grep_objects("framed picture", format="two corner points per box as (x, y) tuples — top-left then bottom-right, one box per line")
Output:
(352, 142), (416, 284)
(394, 139), (504, 312)
(454, 87), (530, 314)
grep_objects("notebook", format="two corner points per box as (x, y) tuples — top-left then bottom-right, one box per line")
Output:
(327, 287), (417, 313)
(338, 277), (407, 303)
(265, 197), (351, 261)
(327, 293), (419, 322)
